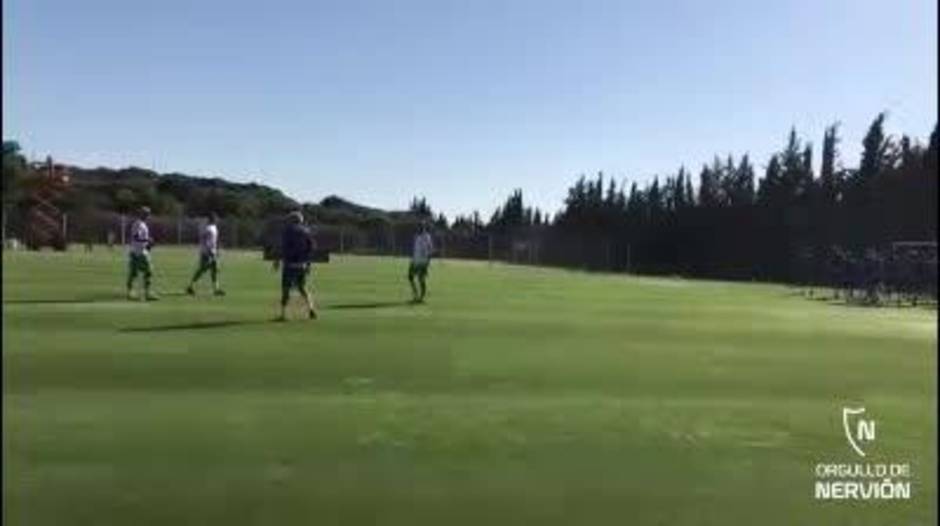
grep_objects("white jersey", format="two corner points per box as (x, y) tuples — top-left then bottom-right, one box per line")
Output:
(129, 219), (150, 255)
(412, 232), (433, 264)
(200, 224), (219, 256)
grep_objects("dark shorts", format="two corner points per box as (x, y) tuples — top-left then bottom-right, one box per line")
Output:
(408, 261), (429, 279)
(128, 252), (152, 277)
(282, 263), (309, 290)
(198, 252), (218, 270)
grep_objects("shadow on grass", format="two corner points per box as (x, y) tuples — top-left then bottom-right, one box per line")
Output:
(4, 294), (125, 305)
(120, 320), (268, 332)
(836, 300), (937, 311)
(324, 300), (415, 310)
(807, 295), (937, 311)
(6, 290), (193, 305)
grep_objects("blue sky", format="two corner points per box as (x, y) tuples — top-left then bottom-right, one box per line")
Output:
(3, 0), (936, 218)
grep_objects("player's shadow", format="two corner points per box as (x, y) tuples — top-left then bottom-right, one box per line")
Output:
(120, 320), (265, 332)
(6, 291), (191, 304)
(324, 300), (415, 310)
(4, 294), (125, 305)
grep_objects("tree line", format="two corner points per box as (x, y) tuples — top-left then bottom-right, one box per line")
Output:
(446, 113), (937, 281)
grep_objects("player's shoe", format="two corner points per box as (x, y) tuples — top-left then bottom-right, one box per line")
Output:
(213, 289), (226, 296)
(185, 285), (196, 296)
(308, 308), (318, 320)
(144, 293), (160, 302)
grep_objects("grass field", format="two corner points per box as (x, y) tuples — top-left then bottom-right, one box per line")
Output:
(2, 246), (937, 525)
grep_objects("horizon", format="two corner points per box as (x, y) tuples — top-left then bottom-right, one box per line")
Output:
(4, 0), (937, 219)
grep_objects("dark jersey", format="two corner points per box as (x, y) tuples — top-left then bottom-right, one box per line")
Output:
(281, 224), (314, 266)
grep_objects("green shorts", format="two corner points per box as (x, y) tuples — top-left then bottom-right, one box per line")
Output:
(128, 252), (152, 277)
(198, 252), (218, 272)
(408, 261), (429, 279)
(127, 252), (153, 289)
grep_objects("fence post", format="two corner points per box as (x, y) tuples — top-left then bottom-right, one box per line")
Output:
(488, 234), (493, 266)
(62, 213), (68, 245)
(120, 214), (126, 245)
(231, 219), (238, 248)
(177, 215), (182, 245)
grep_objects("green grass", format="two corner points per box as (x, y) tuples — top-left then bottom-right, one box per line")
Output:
(3, 247), (937, 525)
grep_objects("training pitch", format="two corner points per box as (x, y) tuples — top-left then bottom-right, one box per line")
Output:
(2, 247), (937, 525)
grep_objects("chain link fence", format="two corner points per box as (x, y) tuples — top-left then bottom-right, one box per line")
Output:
(3, 208), (936, 304)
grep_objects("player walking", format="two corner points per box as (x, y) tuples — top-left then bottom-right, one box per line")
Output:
(408, 221), (434, 303)
(186, 213), (225, 296)
(272, 211), (317, 321)
(126, 206), (158, 301)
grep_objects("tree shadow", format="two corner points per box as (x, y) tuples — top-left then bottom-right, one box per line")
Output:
(812, 296), (938, 310)
(120, 320), (267, 333)
(324, 300), (415, 310)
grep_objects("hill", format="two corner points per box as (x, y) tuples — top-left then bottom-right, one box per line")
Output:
(54, 163), (422, 229)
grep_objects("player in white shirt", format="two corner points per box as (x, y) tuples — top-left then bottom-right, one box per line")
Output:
(408, 221), (434, 303)
(186, 213), (225, 296)
(126, 206), (158, 301)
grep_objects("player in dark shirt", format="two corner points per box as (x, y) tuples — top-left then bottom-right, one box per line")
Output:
(272, 211), (317, 321)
